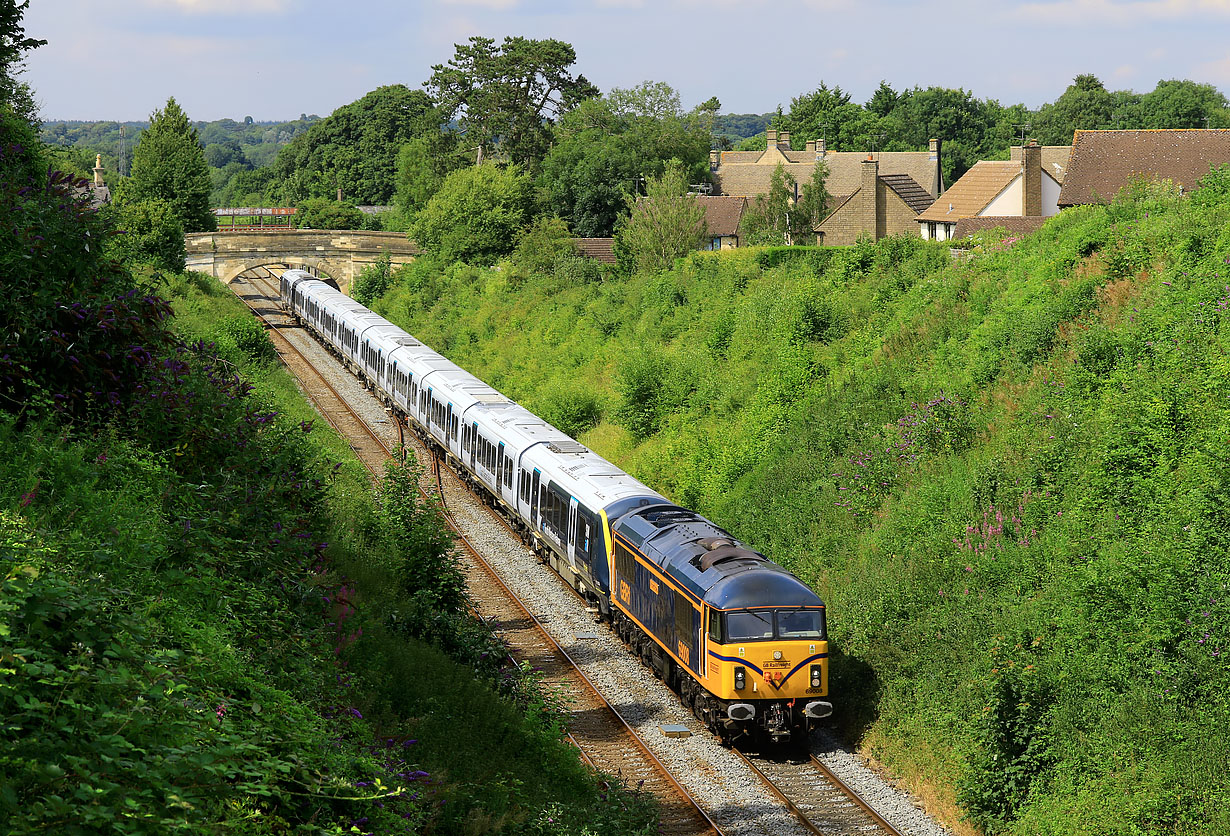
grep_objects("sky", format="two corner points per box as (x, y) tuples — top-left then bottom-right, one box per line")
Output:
(20, 0), (1230, 123)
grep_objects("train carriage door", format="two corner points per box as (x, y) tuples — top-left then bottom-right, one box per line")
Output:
(470, 423), (478, 469)
(530, 469), (541, 528)
(497, 443), (506, 497)
(567, 499), (579, 570)
(445, 403), (453, 445)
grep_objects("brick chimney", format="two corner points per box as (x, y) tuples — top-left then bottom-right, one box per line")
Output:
(93, 154), (105, 188)
(710, 150), (720, 170)
(1022, 140), (1042, 216)
(861, 158), (879, 240)
(818, 138), (827, 157)
(779, 131), (791, 150)
(806, 140), (815, 153)
(929, 138), (943, 192)
(766, 129), (778, 149)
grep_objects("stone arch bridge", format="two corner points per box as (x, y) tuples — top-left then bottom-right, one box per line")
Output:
(184, 230), (420, 291)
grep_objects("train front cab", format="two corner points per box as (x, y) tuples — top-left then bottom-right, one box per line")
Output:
(702, 587), (832, 742)
(608, 508), (831, 744)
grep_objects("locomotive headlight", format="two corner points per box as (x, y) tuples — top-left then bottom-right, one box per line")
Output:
(734, 666), (746, 690)
(773, 650), (782, 660)
(810, 664), (822, 688)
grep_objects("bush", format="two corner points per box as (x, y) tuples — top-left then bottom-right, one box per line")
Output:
(514, 215), (576, 275)
(105, 198), (186, 272)
(296, 197), (365, 230)
(410, 163), (533, 264)
(352, 254), (395, 306)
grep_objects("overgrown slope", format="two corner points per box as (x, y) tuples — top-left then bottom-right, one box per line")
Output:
(372, 174), (1230, 835)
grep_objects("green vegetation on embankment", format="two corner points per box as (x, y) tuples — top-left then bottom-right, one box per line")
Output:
(367, 173), (1230, 835)
(1, 111), (656, 834)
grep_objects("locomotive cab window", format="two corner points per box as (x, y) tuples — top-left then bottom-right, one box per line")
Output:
(708, 611), (722, 643)
(725, 610), (774, 641)
(776, 609), (826, 639)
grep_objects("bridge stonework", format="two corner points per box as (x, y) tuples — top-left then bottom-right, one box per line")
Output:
(184, 230), (420, 291)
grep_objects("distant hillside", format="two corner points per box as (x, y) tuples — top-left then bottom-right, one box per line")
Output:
(368, 171), (1230, 835)
(40, 114), (320, 176)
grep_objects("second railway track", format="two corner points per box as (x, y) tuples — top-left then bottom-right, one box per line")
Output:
(229, 273), (931, 836)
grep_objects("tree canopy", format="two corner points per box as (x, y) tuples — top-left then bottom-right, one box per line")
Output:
(426, 36), (598, 167)
(538, 82), (715, 237)
(409, 163), (533, 264)
(125, 97), (215, 233)
(1, 0), (43, 121)
(268, 85), (436, 206)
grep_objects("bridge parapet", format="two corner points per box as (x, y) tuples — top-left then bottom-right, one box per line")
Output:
(185, 229), (420, 291)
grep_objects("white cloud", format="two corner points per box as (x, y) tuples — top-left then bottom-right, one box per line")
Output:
(144, 0), (290, 13)
(437, 0), (521, 9)
(1013, 0), (1230, 25)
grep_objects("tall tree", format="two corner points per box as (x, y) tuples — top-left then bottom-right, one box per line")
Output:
(426, 36), (598, 167)
(738, 162), (829, 246)
(538, 82), (715, 237)
(0, 0), (44, 120)
(1033, 74), (1115, 144)
(269, 85), (435, 205)
(614, 161), (706, 273)
(125, 97), (215, 233)
(777, 82), (876, 151)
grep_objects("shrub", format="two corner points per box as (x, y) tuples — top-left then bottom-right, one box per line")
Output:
(105, 198), (186, 272)
(514, 215), (576, 275)
(296, 197), (365, 230)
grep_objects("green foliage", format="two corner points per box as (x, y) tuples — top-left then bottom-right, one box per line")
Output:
(614, 349), (667, 439)
(614, 161), (706, 274)
(394, 129), (465, 218)
(268, 85), (435, 206)
(105, 198), (186, 272)
(513, 215), (576, 275)
(124, 97), (215, 232)
(215, 311), (276, 365)
(295, 196), (364, 230)
(0, 0), (43, 121)
(740, 162), (830, 245)
(538, 82), (715, 237)
(426, 35), (597, 168)
(351, 254), (395, 306)
(410, 163), (533, 264)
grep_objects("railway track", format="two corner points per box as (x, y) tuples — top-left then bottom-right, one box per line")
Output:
(232, 272), (920, 836)
(231, 274), (722, 836)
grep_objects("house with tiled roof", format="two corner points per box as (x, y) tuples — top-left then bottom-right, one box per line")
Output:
(917, 142), (1059, 241)
(713, 130), (943, 199)
(695, 195), (747, 249)
(712, 129), (943, 245)
(573, 238), (617, 263)
(814, 158), (936, 245)
(1057, 129), (1230, 207)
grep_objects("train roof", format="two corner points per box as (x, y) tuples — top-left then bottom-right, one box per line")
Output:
(612, 504), (824, 609)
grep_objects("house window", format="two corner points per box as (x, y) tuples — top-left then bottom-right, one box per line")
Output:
(707, 237), (721, 251)
(927, 222), (937, 239)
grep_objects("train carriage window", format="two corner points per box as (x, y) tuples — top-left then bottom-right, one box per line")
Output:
(543, 483), (569, 540)
(573, 505), (596, 563)
(504, 456), (513, 488)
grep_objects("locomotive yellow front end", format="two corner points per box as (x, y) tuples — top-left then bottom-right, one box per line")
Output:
(704, 605), (832, 741)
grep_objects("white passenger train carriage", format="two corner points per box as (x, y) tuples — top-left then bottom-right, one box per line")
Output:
(279, 268), (666, 606)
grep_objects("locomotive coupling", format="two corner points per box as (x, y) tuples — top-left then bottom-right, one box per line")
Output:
(803, 700), (833, 719)
(727, 703), (756, 721)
